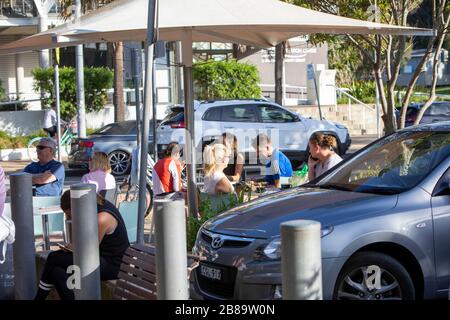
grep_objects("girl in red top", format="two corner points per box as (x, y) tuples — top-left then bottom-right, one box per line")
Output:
(152, 142), (183, 195)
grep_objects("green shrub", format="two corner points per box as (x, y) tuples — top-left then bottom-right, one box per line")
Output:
(32, 67), (113, 120)
(186, 189), (253, 251)
(0, 79), (5, 101)
(0, 130), (46, 149)
(193, 60), (262, 100)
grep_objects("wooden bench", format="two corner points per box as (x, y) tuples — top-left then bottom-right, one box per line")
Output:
(36, 243), (204, 300)
(112, 243), (157, 300)
(110, 243), (205, 300)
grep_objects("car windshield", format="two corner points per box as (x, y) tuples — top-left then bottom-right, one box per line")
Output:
(313, 131), (450, 195)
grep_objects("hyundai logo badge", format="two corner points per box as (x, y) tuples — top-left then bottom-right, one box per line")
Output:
(211, 235), (224, 249)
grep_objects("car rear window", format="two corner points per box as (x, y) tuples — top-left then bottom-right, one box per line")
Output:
(160, 113), (184, 125)
(406, 107), (419, 117)
(94, 122), (135, 135)
(161, 107), (184, 123)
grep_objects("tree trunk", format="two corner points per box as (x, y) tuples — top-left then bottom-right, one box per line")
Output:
(113, 41), (125, 122)
(275, 42), (285, 105)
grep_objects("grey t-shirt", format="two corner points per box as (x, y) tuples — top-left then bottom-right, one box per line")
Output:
(314, 153), (343, 178)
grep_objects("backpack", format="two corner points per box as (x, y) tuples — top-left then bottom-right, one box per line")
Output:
(0, 215), (15, 264)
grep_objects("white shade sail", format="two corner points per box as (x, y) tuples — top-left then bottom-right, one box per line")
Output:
(0, 0), (434, 55)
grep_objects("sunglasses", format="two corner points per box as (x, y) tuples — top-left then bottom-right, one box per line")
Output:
(36, 145), (51, 150)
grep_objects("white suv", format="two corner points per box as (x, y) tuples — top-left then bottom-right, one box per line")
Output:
(156, 99), (351, 167)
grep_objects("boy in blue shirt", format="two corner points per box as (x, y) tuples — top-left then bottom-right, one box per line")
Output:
(24, 138), (65, 196)
(252, 133), (293, 188)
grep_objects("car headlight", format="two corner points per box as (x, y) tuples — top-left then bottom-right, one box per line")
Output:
(335, 123), (347, 130)
(260, 227), (334, 260)
(263, 237), (282, 260)
(321, 226), (334, 238)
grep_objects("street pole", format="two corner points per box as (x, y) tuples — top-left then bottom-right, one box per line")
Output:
(182, 31), (199, 218)
(70, 184), (101, 300)
(75, 0), (86, 138)
(54, 48), (62, 162)
(281, 220), (322, 300)
(138, 0), (157, 244)
(10, 173), (36, 300)
(152, 48), (158, 161)
(154, 198), (188, 299)
(131, 48), (142, 184)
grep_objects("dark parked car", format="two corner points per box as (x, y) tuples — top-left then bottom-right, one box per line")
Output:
(396, 102), (450, 127)
(190, 122), (450, 300)
(68, 121), (154, 176)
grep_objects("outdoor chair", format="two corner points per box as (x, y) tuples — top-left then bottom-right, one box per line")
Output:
(32, 196), (65, 249)
(118, 200), (139, 243)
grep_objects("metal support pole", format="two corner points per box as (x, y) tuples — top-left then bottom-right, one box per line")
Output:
(313, 68), (323, 120)
(75, 0), (86, 138)
(182, 32), (199, 218)
(70, 184), (101, 300)
(152, 49), (158, 161)
(154, 198), (188, 299)
(281, 220), (322, 300)
(10, 173), (36, 300)
(138, 0), (157, 244)
(132, 48), (142, 185)
(54, 49), (62, 162)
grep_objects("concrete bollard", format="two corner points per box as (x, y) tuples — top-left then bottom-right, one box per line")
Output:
(70, 184), (101, 300)
(10, 173), (36, 300)
(154, 198), (188, 299)
(281, 220), (322, 300)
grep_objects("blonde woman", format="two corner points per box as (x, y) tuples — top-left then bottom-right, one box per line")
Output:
(202, 144), (235, 195)
(81, 152), (116, 192)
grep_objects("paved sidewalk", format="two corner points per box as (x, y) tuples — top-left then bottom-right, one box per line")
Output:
(347, 134), (378, 154)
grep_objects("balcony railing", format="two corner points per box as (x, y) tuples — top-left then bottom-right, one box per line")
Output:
(0, 0), (36, 18)
(0, 0), (60, 18)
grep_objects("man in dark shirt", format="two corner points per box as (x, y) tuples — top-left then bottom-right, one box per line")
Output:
(24, 138), (65, 196)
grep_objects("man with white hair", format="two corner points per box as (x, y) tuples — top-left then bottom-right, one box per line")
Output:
(24, 138), (65, 196)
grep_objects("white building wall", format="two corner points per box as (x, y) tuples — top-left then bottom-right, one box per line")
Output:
(0, 36), (41, 109)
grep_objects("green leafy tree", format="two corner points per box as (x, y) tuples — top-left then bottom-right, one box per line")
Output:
(33, 67), (113, 119)
(57, 0), (125, 122)
(193, 60), (261, 100)
(293, 0), (449, 133)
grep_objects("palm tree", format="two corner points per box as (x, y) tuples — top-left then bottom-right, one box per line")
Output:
(58, 0), (125, 122)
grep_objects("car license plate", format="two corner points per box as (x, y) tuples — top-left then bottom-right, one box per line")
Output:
(200, 264), (222, 281)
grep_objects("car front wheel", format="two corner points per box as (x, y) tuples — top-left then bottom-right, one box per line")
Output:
(333, 251), (415, 300)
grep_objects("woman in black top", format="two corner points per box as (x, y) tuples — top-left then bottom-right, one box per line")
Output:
(35, 190), (130, 300)
(222, 132), (244, 183)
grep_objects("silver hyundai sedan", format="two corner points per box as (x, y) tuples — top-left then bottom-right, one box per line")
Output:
(190, 123), (450, 300)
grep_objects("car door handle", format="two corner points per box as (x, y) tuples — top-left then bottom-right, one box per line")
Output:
(265, 126), (276, 129)
(224, 126), (234, 129)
